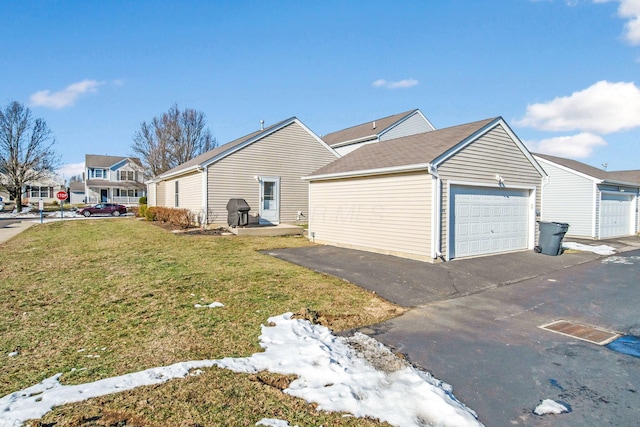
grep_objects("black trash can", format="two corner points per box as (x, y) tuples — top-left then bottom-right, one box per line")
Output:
(536, 221), (570, 256)
(226, 198), (251, 227)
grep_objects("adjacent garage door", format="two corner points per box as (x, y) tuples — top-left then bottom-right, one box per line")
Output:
(600, 193), (634, 238)
(450, 186), (530, 259)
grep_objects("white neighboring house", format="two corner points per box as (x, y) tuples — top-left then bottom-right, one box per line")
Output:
(321, 109), (435, 156)
(534, 153), (640, 239)
(78, 154), (146, 206)
(0, 170), (65, 206)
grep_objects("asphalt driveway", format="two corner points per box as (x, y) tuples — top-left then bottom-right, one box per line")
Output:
(265, 241), (640, 426)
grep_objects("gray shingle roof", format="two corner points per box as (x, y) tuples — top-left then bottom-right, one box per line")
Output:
(86, 154), (142, 168)
(308, 118), (497, 178)
(321, 109), (420, 147)
(534, 153), (640, 185)
(156, 117), (295, 179)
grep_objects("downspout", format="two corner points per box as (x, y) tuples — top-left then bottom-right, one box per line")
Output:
(429, 165), (443, 260)
(198, 166), (207, 228)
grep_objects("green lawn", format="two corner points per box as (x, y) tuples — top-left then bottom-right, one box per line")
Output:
(0, 219), (402, 426)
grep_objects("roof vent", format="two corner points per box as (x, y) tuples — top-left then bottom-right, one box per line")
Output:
(372, 121), (376, 129)
(260, 120), (265, 130)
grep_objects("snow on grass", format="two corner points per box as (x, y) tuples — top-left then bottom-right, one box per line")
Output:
(562, 242), (616, 255)
(0, 313), (482, 427)
(534, 399), (569, 416)
(194, 301), (224, 308)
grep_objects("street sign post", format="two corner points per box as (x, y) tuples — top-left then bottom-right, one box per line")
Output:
(56, 191), (67, 218)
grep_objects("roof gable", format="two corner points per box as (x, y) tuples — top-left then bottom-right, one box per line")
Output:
(534, 153), (640, 186)
(155, 117), (337, 180)
(321, 109), (433, 147)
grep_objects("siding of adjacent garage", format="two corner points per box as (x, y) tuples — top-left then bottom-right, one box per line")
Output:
(537, 159), (596, 238)
(166, 171), (202, 212)
(155, 181), (166, 207)
(147, 182), (156, 206)
(308, 172), (432, 261)
(207, 122), (337, 224)
(380, 113), (433, 141)
(437, 125), (542, 259)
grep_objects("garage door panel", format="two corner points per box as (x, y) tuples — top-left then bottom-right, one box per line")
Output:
(452, 186), (530, 259)
(600, 193), (634, 238)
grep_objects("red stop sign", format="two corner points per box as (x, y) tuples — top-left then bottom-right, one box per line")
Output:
(56, 191), (68, 201)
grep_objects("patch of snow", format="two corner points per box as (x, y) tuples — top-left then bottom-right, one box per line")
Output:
(0, 313), (482, 427)
(562, 242), (616, 255)
(194, 302), (224, 308)
(534, 399), (569, 415)
(256, 419), (298, 427)
(7, 352), (18, 358)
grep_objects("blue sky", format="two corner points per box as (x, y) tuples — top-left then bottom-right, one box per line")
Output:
(1, 0), (639, 179)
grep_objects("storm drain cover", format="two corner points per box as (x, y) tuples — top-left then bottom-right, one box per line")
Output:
(539, 320), (621, 345)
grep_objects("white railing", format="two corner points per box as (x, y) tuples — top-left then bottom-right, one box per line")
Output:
(85, 196), (141, 206)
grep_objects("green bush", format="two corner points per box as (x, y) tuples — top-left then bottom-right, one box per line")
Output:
(139, 196), (147, 205)
(137, 204), (148, 218)
(145, 206), (157, 222)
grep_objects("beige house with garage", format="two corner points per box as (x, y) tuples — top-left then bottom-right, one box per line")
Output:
(534, 153), (640, 239)
(305, 117), (546, 262)
(147, 117), (339, 226)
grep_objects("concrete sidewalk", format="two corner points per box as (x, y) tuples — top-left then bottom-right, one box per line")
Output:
(0, 219), (37, 245)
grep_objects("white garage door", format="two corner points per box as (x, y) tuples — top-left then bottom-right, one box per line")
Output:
(600, 193), (634, 238)
(451, 186), (530, 259)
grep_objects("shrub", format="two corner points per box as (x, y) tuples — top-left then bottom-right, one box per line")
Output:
(143, 206), (195, 229)
(145, 206), (157, 222)
(139, 196), (147, 205)
(137, 204), (148, 218)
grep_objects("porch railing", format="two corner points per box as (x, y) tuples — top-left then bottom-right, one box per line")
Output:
(85, 196), (141, 206)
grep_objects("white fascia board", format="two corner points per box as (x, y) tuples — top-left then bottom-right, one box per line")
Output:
(534, 156), (603, 184)
(303, 163), (432, 181)
(433, 118), (547, 178)
(155, 165), (202, 181)
(330, 135), (378, 149)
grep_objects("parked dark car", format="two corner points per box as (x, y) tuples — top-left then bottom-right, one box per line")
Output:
(77, 203), (128, 217)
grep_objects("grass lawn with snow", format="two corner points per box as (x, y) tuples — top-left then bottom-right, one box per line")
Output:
(1, 218), (403, 426)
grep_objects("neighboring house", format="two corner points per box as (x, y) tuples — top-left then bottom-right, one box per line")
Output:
(305, 117), (546, 262)
(534, 153), (640, 239)
(322, 109), (435, 156)
(82, 155), (146, 205)
(147, 117), (339, 226)
(0, 171), (65, 205)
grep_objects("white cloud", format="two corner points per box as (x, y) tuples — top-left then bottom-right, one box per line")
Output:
(595, 0), (640, 44)
(525, 132), (607, 158)
(515, 80), (640, 133)
(372, 78), (419, 89)
(30, 79), (104, 109)
(56, 162), (85, 179)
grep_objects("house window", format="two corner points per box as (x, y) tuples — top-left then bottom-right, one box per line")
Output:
(91, 169), (106, 179)
(28, 186), (52, 198)
(119, 170), (135, 181)
(174, 181), (179, 207)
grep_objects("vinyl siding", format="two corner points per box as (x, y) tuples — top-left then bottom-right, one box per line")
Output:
(167, 171), (202, 212)
(207, 122), (337, 224)
(156, 182), (166, 206)
(380, 113), (433, 141)
(437, 125), (542, 258)
(147, 183), (156, 206)
(538, 160), (596, 238)
(309, 172), (432, 261)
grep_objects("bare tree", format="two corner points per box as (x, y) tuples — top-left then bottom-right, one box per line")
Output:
(131, 104), (217, 177)
(0, 101), (59, 212)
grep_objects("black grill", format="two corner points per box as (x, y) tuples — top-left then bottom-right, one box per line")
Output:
(226, 198), (251, 227)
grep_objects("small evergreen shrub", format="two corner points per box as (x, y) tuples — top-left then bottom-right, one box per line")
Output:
(139, 196), (147, 205)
